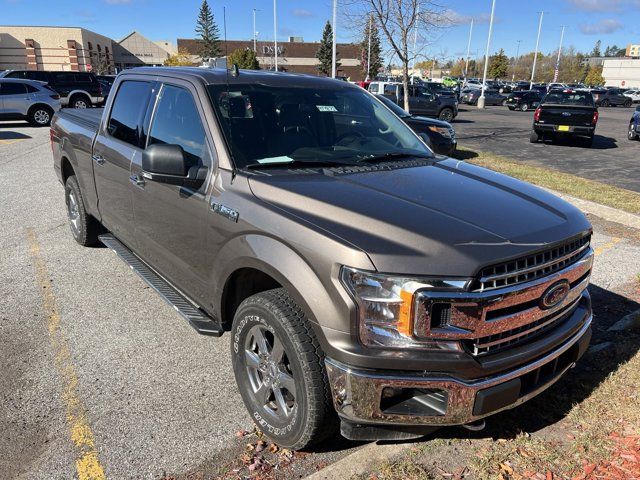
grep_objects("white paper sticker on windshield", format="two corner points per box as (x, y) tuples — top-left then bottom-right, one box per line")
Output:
(316, 105), (338, 112)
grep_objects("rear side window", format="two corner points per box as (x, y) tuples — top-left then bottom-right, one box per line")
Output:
(74, 74), (92, 83)
(53, 72), (76, 83)
(25, 71), (49, 82)
(107, 81), (153, 147)
(148, 84), (208, 167)
(383, 84), (397, 95)
(5, 71), (27, 79)
(0, 82), (27, 95)
(25, 84), (40, 93)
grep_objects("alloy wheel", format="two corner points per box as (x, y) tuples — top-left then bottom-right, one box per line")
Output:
(74, 99), (88, 109)
(244, 324), (296, 423)
(67, 190), (81, 238)
(33, 109), (50, 125)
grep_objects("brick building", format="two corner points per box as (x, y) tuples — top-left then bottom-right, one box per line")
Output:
(0, 26), (115, 73)
(177, 38), (363, 79)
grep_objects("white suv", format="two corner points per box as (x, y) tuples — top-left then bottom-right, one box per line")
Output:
(0, 78), (61, 126)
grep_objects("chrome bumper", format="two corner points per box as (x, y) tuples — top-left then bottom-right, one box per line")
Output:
(325, 312), (591, 427)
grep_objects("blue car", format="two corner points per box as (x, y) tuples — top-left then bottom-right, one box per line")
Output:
(628, 105), (640, 141)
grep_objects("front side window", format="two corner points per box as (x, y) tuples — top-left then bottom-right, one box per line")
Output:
(107, 80), (153, 147)
(148, 84), (208, 169)
(0, 82), (27, 95)
(207, 83), (431, 169)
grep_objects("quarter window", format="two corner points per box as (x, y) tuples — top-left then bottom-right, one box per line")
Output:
(107, 80), (153, 147)
(148, 84), (208, 167)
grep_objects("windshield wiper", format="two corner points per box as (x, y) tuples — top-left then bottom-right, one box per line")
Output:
(357, 152), (434, 163)
(245, 157), (361, 170)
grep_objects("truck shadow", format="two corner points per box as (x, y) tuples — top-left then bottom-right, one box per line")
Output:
(545, 134), (618, 150)
(0, 130), (32, 141)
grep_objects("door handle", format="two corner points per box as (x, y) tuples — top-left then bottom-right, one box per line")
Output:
(129, 174), (145, 188)
(92, 154), (105, 166)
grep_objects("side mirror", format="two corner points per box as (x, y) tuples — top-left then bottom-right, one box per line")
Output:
(142, 143), (207, 188)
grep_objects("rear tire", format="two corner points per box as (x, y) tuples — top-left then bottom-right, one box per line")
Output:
(529, 130), (540, 143)
(64, 175), (100, 246)
(624, 100), (632, 108)
(70, 94), (90, 109)
(520, 103), (529, 112)
(501, 99), (508, 106)
(28, 105), (53, 126)
(628, 123), (638, 140)
(231, 288), (337, 450)
(601, 99), (610, 107)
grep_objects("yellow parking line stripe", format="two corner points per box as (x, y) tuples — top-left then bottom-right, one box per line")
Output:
(26, 229), (106, 480)
(594, 237), (622, 257)
(0, 138), (24, 145)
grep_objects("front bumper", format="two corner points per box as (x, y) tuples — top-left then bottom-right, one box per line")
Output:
(326, 308), (591, 427)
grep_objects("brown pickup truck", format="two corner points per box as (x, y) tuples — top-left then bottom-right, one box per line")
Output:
(50, 67), (594, 449)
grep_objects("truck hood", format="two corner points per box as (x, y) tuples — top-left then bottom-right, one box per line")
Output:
(248, 158), (591, 276)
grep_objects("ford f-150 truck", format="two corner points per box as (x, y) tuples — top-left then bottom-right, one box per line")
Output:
(51, 67), (594, 449)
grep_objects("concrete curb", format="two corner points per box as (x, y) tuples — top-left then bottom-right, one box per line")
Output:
(305, 442), (413, 480)
(542, 187), (640, 230)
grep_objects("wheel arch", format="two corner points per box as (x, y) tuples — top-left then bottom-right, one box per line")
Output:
(27, 102), (53, 116)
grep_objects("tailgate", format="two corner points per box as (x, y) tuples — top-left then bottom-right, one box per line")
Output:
(538, 106), (594, 126)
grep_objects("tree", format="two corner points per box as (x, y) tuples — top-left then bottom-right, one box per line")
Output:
(488, 49), (509, 79)
(360, 14), (383, 80)
(584, 65), (604, 86)
(345, 0), (448, 111)
(195, 0), (221, 59)
(164, 48), (195, 66)
(591, 40), (601, 57)
(316, 20), (338, 76)
(448, 58), (465, 77)
(227, 48), (260, 69)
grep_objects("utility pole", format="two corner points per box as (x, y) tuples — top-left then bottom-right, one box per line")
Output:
(253, 9), (258, 52)
(331, 0), (337, 78)
(366, 14), (372, 81)
(512, 39), (521, 82)
(464, 19), (474, 82)
(273, 0), (278, 71)
(412, 5), (420, 72)
(530, 11), (544, 89)
(552, 25), (566, 83)
(478, 0), (496, 109)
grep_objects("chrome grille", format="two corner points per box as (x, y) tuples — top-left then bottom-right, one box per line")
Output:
(473, 235), (591, 292)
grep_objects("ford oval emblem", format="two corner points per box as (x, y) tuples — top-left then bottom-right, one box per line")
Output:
(540, 280), (570, 309)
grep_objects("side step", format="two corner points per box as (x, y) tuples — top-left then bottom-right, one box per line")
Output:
(99, 234), (223, 337)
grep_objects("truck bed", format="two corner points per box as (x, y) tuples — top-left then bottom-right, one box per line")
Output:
(57, 108), (104, 131)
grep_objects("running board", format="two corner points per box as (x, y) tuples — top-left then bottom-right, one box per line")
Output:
(99, 234), (223, 337)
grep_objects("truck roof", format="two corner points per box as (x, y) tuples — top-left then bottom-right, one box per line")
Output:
(122, 67), (357, 89)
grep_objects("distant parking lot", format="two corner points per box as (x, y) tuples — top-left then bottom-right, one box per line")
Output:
(452, 105), (640, 193)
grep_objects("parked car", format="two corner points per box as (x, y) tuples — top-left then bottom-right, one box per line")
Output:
(547, 83), (567, 91)
(505, 90), (542, 111)
(513, 81), (531, 91)
(374, 94), (456, 155)
(531, 84), (548, 94)
(95, 75), (116, 102)
(628, 105), (640, 140)
(50, 66), (593, 449)
(623, 89), (640, 103)
(592, 88), (631, 107)
(0, 78), (61, 126)
(372, 82), (458, 121)
(0, 70), (103, 108)
(461, 89), (506, 106)
(530, 89), (598, 146)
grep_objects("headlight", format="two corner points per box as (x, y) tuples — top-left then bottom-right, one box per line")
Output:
(427, 126), (451, 137)
(340, 267), (467, 348)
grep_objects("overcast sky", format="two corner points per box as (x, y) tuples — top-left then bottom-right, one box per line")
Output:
(2, 0), (639, 60)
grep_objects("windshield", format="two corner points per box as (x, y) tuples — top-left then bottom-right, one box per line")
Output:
(542, 91), (594, 106)
(207, 83), (431, 169)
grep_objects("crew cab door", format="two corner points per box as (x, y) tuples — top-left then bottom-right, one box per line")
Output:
(129, 80), (214, 299)
(92, 79), (155, 248)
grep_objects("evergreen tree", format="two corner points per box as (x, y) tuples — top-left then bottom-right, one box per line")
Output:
(360, 15), (383, 80)
(316, 21), (338, 76)
(488, 49), (509, 79)
(227, 48), (260, 70)
(591, 40), (601, 57)
(195, 0), (221, 59)
(584, 65), (604, 86)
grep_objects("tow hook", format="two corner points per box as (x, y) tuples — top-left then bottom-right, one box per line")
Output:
(462, 419), (486, 431)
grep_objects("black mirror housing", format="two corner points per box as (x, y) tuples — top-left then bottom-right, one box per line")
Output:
(142, 143), (188, 176)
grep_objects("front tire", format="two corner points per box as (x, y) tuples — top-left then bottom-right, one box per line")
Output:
(438, 107), (454, 122)
(231, 288), (337, 450)
(520, 103), (529, 112)
(628, 123), (638, 140)
(624, 100), (632, 108)
(601, 99), (610, 107)
(70, 94), (90, 109)
(64, 175), (99, 246)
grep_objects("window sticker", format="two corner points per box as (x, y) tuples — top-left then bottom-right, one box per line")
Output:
(316, 105), (338, 112)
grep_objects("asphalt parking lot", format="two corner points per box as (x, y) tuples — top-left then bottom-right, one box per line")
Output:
(1, 118), (639, 479)
(453, 105), (640, 193)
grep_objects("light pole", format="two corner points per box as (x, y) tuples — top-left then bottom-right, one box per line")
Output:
(331, 0), (337, 78)
(273, 0), (278, 71)
(552, 25), (566, 83)
(412, 5), (420, 72)
(530, 11), (544, 89)
(253, 9), (259, 52)
(512, 39), (521, 82)
(478, 0), (496, 109)
(464, 19), (474, 82)
(366, 14), (372, 81)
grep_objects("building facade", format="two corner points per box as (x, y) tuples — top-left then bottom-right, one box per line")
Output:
(113, 31), (174, 70)
(0, 26), (115, 73)
(177, 38), (363, 79)
(626, 44), (640, 58)
(602, 58), (640, 88)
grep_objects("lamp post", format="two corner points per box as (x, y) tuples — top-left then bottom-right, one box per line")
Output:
(512, 39), (521, 82)
(530, 11), (544, 89)
(366, 14), (372, 81)
(552, 26), (566, 83)
(273, 0), (278, 71)
(478, 0), (496, 109)
(331, 0), (337, 78)
(252, 9), (258, 52)
(464, 19), (474, 82)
